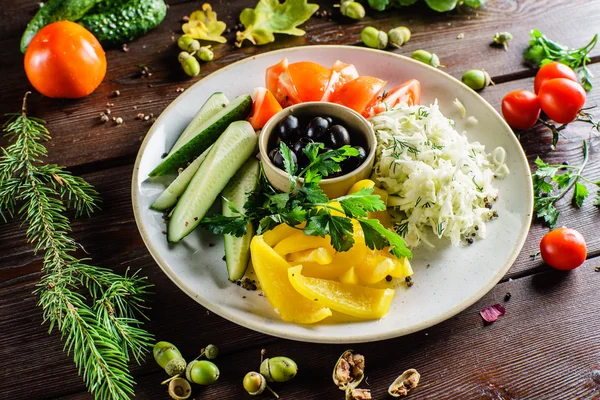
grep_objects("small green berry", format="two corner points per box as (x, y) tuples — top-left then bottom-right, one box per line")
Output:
(461, 69), (493, 91)
(361, 26), (388, 50)
(178, 52), (200, 77)
(177, 35), (200, 52)
(153, 342), (186, 375)
(243, 372), (266, 395)
(388, 26), (411, 48)
(412, 50), (441, 68)
(260, 356), (298, 383)
(197, 46), (214, 62)
(341, 1), (365, 20)
(186, 360), (220, 385)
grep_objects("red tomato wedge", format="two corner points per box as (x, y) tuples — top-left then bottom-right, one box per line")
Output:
(330, 76), (387, 115)
(265, 58), (301, 107)
(364, 79), (421, 117)
(321, 60), (359, 102)
(288, 61), (331, 102)
(248, 87), (283, 130)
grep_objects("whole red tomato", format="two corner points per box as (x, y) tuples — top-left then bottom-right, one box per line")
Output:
(24, 21), (106, 99)
(534, 62), (578, 94)
(540, 227), (587, 270)
(501, 90), (541, 130)
(538, 78), (586, 124)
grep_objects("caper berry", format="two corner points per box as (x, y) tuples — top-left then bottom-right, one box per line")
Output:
(243, 371), (266, 395)
(361, 26), (388, 49)
(197, 46), (214, 62)
(411, 50), (441, 68)
(388, 26), (411, 48)
(186, 360), (220, 385)
(260, 356), (298, 383)
(177, 35), (200, 52)
(461, 69), (493, 91)
(178, 52), (200, 77)
(340, 1), (365, 20)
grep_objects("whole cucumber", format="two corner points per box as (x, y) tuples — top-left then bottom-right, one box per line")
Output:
(20, 0), (98, 54)
(79, 0), (167, 45)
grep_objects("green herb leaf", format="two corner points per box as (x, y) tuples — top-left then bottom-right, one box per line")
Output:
(336, 187), (386, 218)
(304, 211), (355, 252)
(279, 141), (297, 179)
(594, 190), (600, 207)
(573, 181), (589, 207)
(199, 214), (250, 236)
(552, 172), (573, 189)
(297, 182), (328, 204)
(235, 0), (319, 47)
(359, 219), (413, 258)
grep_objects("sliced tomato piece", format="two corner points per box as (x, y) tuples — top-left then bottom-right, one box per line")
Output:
(287, 61), (331, 102)
(321, 60), (359, 102)
(364, 79), (421, 117)
(265, 58), (301, 107)
(248, 87), (283, 130)
(330, 76), (387, 115)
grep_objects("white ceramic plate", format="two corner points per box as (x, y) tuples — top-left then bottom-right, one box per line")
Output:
(132, 46), (533, 343)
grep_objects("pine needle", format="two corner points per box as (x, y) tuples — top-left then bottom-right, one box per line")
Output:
(0, 92), (153, 399)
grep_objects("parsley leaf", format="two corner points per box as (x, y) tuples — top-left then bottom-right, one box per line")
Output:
(594, 190), (600, 207)
(573, 182), (589, 207)
(199, 214), (250, 236)
(359, 219), (412, 259)
(336, 187), (386, 218)
(279, 141), (297, 180)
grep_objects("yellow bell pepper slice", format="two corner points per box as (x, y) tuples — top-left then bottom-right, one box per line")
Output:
(274, 232), (333, 257)
(339, 266), (360, 285)
(288, 247), (333, 265)
(389, 257), (413, 279)
(288, 265), (395, 319)
(347, 179), (375, 194)
(263, 223), (301, 247)
(355, 249), (394, 284)
(250, 236), (332, 324)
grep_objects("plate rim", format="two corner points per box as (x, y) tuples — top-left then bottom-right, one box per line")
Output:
(131, 45), (533, 343)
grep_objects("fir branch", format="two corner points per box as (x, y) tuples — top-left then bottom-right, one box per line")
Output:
(0, 93), (153, 400)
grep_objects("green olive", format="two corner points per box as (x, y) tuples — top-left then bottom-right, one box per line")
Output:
(153, 342), (186, 376)
(243, 372), (266, 395)
(388, 26), (411, 48)
(341, 1), (365, 20)
(197, 46), (214, 62)
(177, 35), (200, 52)
(260, 356), (298, 383)
(461, 69), (492, 91)
(411, 50), (441, 68)
(178, 52), (201, 77)
(186, 360), (220, 385)
(361, 26), (388, 50)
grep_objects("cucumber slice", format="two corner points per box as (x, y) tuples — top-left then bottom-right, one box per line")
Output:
(170, 92), (229, 154)
(168, 121), (258, 242)
(150, 145), (213, 211)
(150, 94), (252, 177)
(222, 158), (260, 281)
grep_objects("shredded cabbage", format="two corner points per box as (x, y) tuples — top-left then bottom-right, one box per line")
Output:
(369, 102), (509, 248)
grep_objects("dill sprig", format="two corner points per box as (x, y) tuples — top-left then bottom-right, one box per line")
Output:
(0, 93), (153, 399)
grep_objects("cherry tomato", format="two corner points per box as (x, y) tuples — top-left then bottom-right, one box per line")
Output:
(330, 76), (387, 115)
(288, 61), (331, 102)
(265, 58), (301, 107)
(540, 227), (587, 270)
(538, 78), (586, 124)
(24, 21), (106, 99)
(364, 79), (421, 117)
(321, 60), (359, 101)
(501, 90), (541, 130)
(534, 62), (577, 94)
(248, 87), (282, 130)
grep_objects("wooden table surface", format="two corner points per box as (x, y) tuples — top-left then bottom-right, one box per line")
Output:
(2, 1), (600, 399)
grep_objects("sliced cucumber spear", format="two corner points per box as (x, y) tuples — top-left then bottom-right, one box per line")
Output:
(150, 94), (252, 177)
(150, 145), (212, 211)
(170, 92), (229, 154)
(168, 121), (258, 243)
(222, 158), (260, 281)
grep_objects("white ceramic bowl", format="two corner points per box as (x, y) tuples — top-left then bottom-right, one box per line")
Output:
(132, 46), (533, 343)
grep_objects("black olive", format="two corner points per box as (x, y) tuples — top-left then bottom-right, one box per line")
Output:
(324, 116), (333, 124)
(270, 147), (297, 170)
(306, 117), (330, 140)
(326, 125), (351, 149)
(292, 137), (312, 168)
(341, 146), (367, 173)
(276, 115), (300, 142)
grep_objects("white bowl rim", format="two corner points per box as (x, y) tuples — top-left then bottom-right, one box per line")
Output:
(131, 45), (533, 343)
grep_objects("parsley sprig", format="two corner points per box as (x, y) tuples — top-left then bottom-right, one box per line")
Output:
(533, 141), (600, 227)
(524, 29), (598, 90)
(201, 142), (412, 259)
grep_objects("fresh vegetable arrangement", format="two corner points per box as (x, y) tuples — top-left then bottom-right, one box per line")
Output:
(21, 0), (167, 53)
(0, 94), (153, 399)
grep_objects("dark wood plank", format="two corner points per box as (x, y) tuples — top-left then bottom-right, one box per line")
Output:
(38, 260), (600, 400)
(2, 0), (600, 169)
